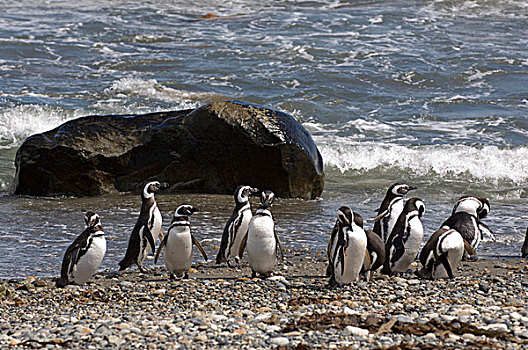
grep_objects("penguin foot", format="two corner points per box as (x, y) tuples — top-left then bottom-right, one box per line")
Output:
(251, 271), (257, 279)
(184, 272), (189, 280)
(463, 255), (478, 262)
(415, 268), (431, 280)
(169, 273), (176, 280)
(327, 277), (338, 288)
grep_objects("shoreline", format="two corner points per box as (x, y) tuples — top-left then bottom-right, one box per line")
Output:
(1, 248), (528, 349)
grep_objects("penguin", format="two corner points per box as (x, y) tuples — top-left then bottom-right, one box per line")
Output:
(373, 183), (417, 243)
(241, 190), (284, 278)
(363, 229), (386, 282)
(215, 185), (259, 266)
(416, 227), (473, 279)
(441, 195), (494, 259)
(334, 211), (384, 282)
(119, 181), (166, 272)
(452, 195), (490, 219)
(327, 211), (368, 278)
(383, 198), (425, 275)
(327, 206), (368, 286)
(57, 212), (106, 287)
(522, 227), (528, 258)
(154, 204), (208, 279)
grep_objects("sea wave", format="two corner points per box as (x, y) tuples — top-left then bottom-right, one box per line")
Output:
(0, 105), (80, 149)
(0, 79), (219, 149)
(319, 141), (528, 184)
(104, 77), (223, 104)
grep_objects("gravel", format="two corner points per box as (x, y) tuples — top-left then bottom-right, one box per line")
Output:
(1, 248), (527, 349)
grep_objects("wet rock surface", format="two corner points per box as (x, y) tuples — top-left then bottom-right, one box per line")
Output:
(14, 101), (324, 199)
(1, 250), (527, 349)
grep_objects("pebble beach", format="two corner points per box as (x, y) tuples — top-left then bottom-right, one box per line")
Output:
(1, 248), (527, 349)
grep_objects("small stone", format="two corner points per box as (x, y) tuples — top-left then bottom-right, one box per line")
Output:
(462, 333), (476, 340)
(95, 325), (112, 337)
(269, 337), (289, 346)
(424, 333), (436, 341)
(344, 326), (369, 337)
(478, 282), (490, 293)
(484, 323), (508, 332)
(107, 335), (123, 346)
(33, 280), (47, 287)
(396, 315), (413, 323)
(194, 334), (207, 342)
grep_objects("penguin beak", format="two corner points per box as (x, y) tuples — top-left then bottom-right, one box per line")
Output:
(159, 182), (170, 190)
(262, 198), (273, 208)
(249, 187), (259, 196)
(191, 207), (199, 214)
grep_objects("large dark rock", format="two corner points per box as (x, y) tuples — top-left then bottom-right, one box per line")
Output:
(14, 101), (324, 199)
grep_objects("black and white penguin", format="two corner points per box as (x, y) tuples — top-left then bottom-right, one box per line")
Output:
(522, 227), (528, 258)
(327, 206), (368, 286)
(373, 183), (417, 243)
(119, 181), (166, 272)
(442, 195), (494, 259)
(384, 197), (425, 275)
(215, 185), (259, 266)
(452, 195), (490, 219)
(57, 212), (106, 287)
(416, 227), (472, 279)
(155, 204), (208, 279)
(242, 190), (284, 278)
(363, 229), (386, 282)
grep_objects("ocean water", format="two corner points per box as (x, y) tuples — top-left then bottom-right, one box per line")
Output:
(1, 0), (527, 278)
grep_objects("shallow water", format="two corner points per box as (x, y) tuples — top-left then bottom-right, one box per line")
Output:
(1, 0), (527, 278)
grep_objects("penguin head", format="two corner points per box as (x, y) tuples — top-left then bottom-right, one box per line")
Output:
(336, 206), (353, 228)
(406, 197), (426, 218)
(353, 212), (364, 229)
(142, 181), (168, 199)
(84, 212), (100, 228)
(453, 195), (490, 219)
(259, 190), (275, 209)
(173, 204), (199, 218)
(390, 183), (417, 196)
(235, 185), (259, 204)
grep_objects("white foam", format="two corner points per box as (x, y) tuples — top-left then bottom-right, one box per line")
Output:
(319, 141), (528, 184)
(0, 105), (80, 149)
(104, 77), (221, 104)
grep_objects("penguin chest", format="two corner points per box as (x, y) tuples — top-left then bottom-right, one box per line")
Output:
(390, 218), (424, 273)
(432, 231), (464, 279)
(247, 216), (276, 274)
(164, 227), (193, 274)
(150, 206), (163, 242)
(71, 234), (106, 285)
(334, 229), (367, 285)
(226, 211), (252, 260)
(385, 199), (403, 239)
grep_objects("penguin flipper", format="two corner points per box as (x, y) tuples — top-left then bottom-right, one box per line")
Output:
(274, 230), (284, 261)
(438, 253), (454, 279)
(238, 233), (248, 259)
(478, 221), (495, 242)
(154, 234), (168, 264)
(373, 209), (389, 221)
(463, 239), (475, 256)
(191, 234), (208, 262)
(144, 226), (156, 255)
(363, 249), (372, 271)
(59, 251), (73, 286)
